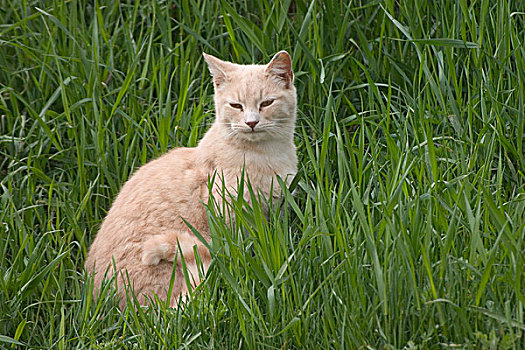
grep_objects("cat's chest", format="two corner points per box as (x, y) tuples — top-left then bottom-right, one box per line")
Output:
(228, 146), (294, 172)
(215, 148), (296, 194)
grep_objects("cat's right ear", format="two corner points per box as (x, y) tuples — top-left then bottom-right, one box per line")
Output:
(266, 51), (294, 89)
(203, 53), (230, 89)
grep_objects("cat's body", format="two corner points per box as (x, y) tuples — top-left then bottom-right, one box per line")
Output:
(85, 51), (297, 308)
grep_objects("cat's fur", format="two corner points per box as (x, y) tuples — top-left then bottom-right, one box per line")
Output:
(85, 51), (297, 308)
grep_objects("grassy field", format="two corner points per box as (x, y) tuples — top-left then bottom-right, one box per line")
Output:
(1, 0), (524, 348)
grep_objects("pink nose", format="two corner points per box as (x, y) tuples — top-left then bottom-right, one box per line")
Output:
(245, 120), (259, 129)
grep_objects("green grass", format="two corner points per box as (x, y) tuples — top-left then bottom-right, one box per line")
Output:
(1, 0), (524, 348)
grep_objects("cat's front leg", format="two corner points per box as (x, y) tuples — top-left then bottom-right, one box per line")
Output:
(141, 231), (210, 266)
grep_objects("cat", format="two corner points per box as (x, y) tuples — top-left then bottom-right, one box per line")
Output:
(85, 51), (297, 309)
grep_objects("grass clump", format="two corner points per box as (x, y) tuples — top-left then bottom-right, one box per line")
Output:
(1, 0), (524, 348)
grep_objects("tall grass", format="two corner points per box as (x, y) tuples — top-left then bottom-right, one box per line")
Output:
(1, 0), (524, 348)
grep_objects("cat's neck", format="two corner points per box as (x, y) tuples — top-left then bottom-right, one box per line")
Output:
(197, 123), (295, 170)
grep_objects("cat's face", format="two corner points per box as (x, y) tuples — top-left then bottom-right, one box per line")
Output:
(204, 51), (296, 143)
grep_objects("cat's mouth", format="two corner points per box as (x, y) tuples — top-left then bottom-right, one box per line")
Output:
(237, 128), (265, 139)
(239, 128), (263, 133)
(227, 122), (279, 142)
(231, 124), (266, 134)
(229, 125), (268, 142)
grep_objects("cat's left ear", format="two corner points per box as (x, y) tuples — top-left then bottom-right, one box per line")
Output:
(265, 51), (294, 88)
(203, 53), (233, 89)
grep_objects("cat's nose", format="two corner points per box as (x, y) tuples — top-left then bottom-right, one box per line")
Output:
(245, 120), (259, 130)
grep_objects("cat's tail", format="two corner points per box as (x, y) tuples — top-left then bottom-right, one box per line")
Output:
(142, 232), (210, 266)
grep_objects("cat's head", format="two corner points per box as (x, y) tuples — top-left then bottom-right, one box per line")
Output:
(203, 51), (296, 143)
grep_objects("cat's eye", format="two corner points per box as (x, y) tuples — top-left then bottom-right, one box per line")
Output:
(260, 99), (274, 108)
(229, 103), (243, 111)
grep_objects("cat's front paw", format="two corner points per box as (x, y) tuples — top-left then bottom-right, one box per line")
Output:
(142, 237), (170, 265)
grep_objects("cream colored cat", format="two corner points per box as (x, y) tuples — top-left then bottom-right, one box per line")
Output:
(85, 51), (297, 308)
